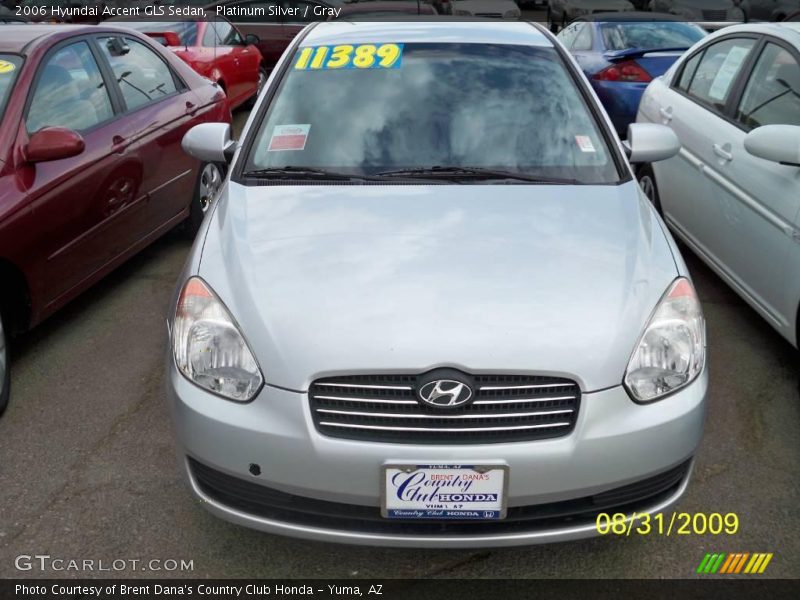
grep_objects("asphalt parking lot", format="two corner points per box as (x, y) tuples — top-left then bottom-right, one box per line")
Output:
(1, 108), (798, 580)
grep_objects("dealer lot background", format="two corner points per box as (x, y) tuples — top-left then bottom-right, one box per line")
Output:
(2, 65), (800, 578)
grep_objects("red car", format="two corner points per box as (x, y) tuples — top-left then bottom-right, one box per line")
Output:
(112, 16), (266, 111)
(0, 25), (231, 413)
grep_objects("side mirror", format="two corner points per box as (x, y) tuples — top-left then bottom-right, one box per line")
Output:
(624, 123), (681, 163)
(744, 124), (800, 167)
(182, 123), (235, 164)
(244, 33), (260, 46)
(25, 127), (85, 163)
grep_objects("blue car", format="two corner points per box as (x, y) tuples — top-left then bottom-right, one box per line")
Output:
(558, 12), (707, 137)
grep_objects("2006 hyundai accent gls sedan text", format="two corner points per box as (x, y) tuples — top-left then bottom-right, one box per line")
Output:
(167, 20), (708, 547)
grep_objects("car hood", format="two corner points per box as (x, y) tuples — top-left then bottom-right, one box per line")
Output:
(198, 180), (679, 392)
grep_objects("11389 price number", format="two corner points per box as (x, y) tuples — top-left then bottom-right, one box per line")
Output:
(295, 43), (404, 71)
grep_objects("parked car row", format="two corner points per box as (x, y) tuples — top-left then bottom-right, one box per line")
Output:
(548, 0), (800, 33)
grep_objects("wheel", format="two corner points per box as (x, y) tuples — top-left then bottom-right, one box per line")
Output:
(637, 164), (663, 216)
(0, 309), (9, 417)
(246, 66), (268, 109)
(185, 162), (226, 236)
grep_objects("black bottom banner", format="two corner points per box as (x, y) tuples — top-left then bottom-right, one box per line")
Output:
(2, 579), (799, 600)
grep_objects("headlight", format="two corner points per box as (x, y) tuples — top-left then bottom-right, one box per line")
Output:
(624, 278), (705, 402)
(454, 9), (472, 15)
(727, 6), (745, 20)
(504, 9), (521, 18)
(172, 277), (263, 402)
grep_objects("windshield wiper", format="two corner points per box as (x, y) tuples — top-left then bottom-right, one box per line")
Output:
(376, 166), (581, 184)
(242, 166), (383, 182)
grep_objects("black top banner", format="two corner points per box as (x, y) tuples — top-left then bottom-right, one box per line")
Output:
(3, 0), (798, 24)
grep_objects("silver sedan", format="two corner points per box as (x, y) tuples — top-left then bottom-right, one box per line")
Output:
(168, 20), (707, 547)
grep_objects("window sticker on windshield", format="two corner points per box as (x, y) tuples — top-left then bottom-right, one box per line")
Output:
(268, 124), (310, 152)
(0, 60), (15, 74)
(294, 44), (404, 71)
(575, 135), (596, 153)
(708, 46), (751, 101)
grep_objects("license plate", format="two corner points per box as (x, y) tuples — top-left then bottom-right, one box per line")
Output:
(382, 464), (508, 520)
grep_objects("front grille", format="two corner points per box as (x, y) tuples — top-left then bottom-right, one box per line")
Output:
(189, 458), (691, 535)
(702, 9), (727, 20)
(309, 373), (580, 444)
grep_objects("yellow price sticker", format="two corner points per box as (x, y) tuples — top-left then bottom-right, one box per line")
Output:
(0, 60), (16, 74)
(294, 43), (404, 71)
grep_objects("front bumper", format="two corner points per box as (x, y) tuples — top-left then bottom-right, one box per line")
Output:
(167, 364), (707, 547)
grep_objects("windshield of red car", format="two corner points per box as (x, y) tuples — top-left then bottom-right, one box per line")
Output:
(0, 54), (22, 123)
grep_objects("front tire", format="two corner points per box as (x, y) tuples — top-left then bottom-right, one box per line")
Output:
(185, 162), (225, 237)
(0, 309), (10, 417)
(637, 164), (663, 216)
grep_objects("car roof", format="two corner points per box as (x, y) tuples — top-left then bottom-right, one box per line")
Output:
(301, 20), (553, 47)
(705, 22), (800, 46)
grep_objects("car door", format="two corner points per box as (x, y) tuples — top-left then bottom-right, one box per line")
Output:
(219, 0), (283, 71)
(699, 39), (800, 336)
(204, 19), (260, 106)
(21, 38), (143, 307)
(96, 35), (200, 233)
(649, 36), (759, 264)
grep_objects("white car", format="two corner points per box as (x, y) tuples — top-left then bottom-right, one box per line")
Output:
(450, 0), (522, 18)
(637, 23), (800, 348)
(548, 0), (635, 32)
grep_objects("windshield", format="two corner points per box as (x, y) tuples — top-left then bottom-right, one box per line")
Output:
(244, 43), (621, 184)
(0, 54), (22, 124)
(600, 22), (706, 51)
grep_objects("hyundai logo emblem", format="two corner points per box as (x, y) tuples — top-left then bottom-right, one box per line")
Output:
(418, 379), (474, 408)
